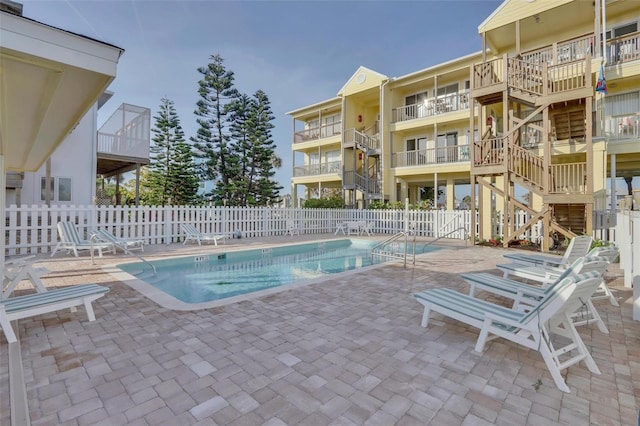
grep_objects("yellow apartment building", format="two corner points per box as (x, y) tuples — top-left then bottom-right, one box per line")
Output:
(289, 0), (639, 249)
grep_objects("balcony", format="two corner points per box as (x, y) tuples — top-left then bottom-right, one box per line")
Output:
(293, 161), (341, 177)
(392, 92), (470, 123)
(97, 103), (150, 177)
(606, 32), (640, 65)
(393, 145), (470, 167)
(294, 122), (342, 144)
(605, 114), (640, 141)
(521, 34), (595, 66)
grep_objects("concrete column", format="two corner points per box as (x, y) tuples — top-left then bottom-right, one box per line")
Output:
(446, 178), (455, 210)
(481, 179), (493, 239)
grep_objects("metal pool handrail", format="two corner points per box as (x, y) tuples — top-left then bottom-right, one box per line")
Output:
(90, 234), (157, 274)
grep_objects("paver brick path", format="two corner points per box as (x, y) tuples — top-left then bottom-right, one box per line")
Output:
(1, 236), (638, 425)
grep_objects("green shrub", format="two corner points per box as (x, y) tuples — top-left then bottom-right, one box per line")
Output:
(303, 196), (345, 209)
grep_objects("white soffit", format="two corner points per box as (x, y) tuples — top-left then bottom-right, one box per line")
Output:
(0, 11), (123, 171)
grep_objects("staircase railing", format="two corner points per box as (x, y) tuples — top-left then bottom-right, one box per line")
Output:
(509, 143), (544, 190)
(473, 136), (506, 166)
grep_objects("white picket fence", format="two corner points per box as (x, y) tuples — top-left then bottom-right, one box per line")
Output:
(4, 205), (473, 256)
(4, 204), (619, 257)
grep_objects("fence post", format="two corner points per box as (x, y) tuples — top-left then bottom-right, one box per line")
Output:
(164, 205), (171, 244)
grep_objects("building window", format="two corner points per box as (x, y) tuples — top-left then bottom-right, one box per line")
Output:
(40, 176), (72, 202)
(58, 178), (72, 202)
(40, 177), (54, 201)
(437, 83), (459, 97)
(406, 137), (427, 151)
(405, 91), (429, 106)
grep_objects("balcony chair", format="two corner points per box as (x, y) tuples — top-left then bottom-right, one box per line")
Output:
(413, 272), (603, 393)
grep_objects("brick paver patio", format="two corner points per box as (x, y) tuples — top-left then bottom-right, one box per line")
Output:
(1, 235), (638, 425)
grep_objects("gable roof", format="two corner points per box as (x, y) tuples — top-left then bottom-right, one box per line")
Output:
(478, 0), (574, 34)
(337, 66), (388, 97)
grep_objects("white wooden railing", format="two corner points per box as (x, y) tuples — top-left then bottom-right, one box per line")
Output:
(393, 145), (470, 167)
(392, 92), (470, 123)
(97, 133), (149, 160)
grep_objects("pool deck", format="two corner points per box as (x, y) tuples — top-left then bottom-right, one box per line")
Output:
(1, 234), (638, 425)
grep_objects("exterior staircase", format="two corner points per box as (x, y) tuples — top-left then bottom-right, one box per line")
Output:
(471, 50), (593, 248)
(343, 126), (382, 202)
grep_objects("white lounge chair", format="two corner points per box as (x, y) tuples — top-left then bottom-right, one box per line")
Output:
(497, 246), (620, 306)
(285, 220), (300, 236)
(413, 272), (604, 393)
(462, 256), (610, 333)
(51, 221), (115, 258)
(181, 224), (227, 246)
(502, 235), (593, 268)
(93, 229), (145, 253)
(2, 256), (49, 300)
(0, 283), (109, 343)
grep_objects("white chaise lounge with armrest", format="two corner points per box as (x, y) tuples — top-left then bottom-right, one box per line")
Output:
(497, 246), (620, 306)
(502, 235), (593, 268)
(51, 221), (114, 258)
(2, 256), (49, 300)
(461, 256), (610, 333)
(181, 224), (227, 246)
(413, 272), (604, 393)
(92, 229), (145, 253)
(0, 283), (109, 343)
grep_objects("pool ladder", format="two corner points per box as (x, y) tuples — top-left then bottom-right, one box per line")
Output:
(90, 235), (157, 274)
(371, 229), (417, 268)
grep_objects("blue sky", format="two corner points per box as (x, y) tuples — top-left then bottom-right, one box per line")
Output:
(21, 0), (502, 194)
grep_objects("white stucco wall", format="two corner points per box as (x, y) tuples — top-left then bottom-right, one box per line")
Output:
(19, 103), (97, 206)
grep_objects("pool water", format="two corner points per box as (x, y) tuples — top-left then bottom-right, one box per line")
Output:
(117, 239), (438, 304)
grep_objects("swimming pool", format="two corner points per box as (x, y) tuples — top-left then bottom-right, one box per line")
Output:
(114, 239), (438, 309)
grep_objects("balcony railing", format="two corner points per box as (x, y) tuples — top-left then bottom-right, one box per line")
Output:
(294, 121), (342, 143)
(293, 161), (341, 177)
(97, 134), (149, 160)
(343, 128), (380, 152)
(474, 54), (590, 96)
(392, 92), (470, 123)
(97, 103), (150, 160)
(521, 34), (595, 66)
(550, 162), (587, 194)
(605, 114), (640, 140)
(606, 32), (640, 65)
(393, 145), (470, 167)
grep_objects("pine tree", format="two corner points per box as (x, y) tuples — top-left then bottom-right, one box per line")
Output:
(146, 98), (199, 205)
(191, 54), (240, 205)
(227, 94), (253, 205)
(168, 141), (200, 205)
(248, 90), (282, 205)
